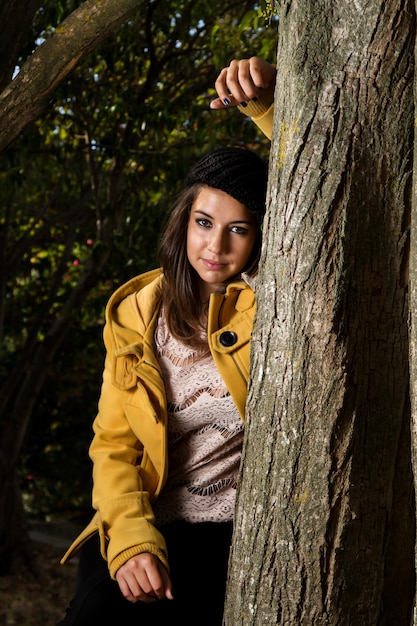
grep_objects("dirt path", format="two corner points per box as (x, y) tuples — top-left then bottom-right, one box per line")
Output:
(0, 521), (80, 626)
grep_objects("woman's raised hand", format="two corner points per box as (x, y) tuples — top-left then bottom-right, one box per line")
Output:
(210, 57), (276, 110)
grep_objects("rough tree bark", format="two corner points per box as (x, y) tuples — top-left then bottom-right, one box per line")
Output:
(225, 1), (415, 624)
(410, 0), (417, 621)
(0, 0), (145, 154)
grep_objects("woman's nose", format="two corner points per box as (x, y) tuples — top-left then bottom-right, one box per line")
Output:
(208, 229), (226, 253)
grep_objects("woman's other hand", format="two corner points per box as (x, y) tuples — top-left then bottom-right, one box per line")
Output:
(116, 552), (174, 603)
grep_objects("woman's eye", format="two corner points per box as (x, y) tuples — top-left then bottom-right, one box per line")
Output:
(231, 226), (248, 235)
(196, 218), (211, 227)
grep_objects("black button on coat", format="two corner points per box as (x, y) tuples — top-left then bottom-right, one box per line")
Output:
(219, 331), (238, 347)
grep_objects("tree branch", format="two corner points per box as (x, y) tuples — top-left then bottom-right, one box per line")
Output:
(0, 0), (145, 154)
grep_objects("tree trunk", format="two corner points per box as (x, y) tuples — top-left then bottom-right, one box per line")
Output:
(0, 466), (36, 577)
(225, 1), (415, 624)
(409, 0), (417, 621)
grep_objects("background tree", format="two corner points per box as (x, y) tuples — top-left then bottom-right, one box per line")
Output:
(0, 0), (276, 576)
(0, 0), (145, 152)
(224, 1), (415, 624)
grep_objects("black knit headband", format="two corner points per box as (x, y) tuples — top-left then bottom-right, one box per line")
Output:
(186, 147), (268, 224)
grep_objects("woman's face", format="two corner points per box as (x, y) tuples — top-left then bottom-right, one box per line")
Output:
(187, 186), (258, 301)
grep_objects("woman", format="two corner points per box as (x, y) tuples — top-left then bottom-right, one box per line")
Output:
(58, 146), (268, 625)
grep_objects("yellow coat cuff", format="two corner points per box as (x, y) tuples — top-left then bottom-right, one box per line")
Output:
(109, 542), (169, 579)
(238, 82), (275, 140)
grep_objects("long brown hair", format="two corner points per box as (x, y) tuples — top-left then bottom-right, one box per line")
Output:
(158, 183), (262, 348)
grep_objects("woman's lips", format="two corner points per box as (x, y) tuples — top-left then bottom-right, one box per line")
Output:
(202, 258), (226, 270)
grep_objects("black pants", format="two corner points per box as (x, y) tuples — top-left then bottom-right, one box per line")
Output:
(57, 520), (233, 625)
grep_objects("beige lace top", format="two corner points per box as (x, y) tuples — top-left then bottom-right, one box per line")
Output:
(152, 309), (244, 526)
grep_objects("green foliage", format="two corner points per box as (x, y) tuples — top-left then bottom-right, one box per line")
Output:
(258, 0), (280, 26)
(1, 0), (277, 520)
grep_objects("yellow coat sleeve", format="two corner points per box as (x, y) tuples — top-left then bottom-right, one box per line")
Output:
(237, 82), (275, 140)
(61, 289), (169, 579)
(88, 342), (169, 579)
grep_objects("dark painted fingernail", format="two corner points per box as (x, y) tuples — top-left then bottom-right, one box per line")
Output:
(240, 101), (247, 108)
(223, 97), (231, 106)
(252, 97), (258, 102)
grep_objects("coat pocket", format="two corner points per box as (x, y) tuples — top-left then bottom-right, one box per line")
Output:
(112, 352), (140, 390)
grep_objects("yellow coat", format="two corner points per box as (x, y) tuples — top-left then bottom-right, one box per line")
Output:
(61, 269), (255, 578)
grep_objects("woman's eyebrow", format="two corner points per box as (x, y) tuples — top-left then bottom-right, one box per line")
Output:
(194, 209), (213, 218)
(194, 209), (252, 224)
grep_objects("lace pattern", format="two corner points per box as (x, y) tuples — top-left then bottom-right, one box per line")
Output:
(152, 309), (244, 525)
